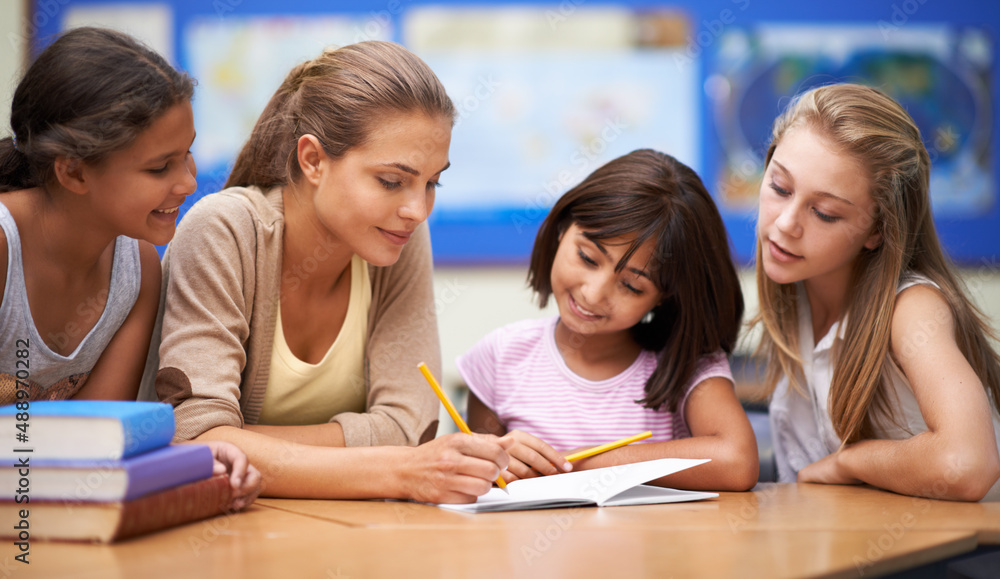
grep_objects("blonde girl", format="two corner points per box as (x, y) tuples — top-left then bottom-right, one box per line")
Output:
(757, 83), (1000, 501)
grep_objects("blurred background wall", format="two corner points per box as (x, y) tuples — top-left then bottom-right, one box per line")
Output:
(2, 0), (999, 397)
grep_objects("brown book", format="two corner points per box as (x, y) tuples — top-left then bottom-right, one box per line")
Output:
(2, 474), (232, 543)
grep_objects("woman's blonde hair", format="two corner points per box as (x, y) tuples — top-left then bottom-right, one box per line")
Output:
(226, 41), (454, 189)
(753, 83), (1000, 444)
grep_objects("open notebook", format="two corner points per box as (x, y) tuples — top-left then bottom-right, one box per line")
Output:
(438, 457), (717, 513)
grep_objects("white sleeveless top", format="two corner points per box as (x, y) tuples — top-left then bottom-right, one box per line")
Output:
(0, 201), (140, 403)
(769, 274), (1000, 501)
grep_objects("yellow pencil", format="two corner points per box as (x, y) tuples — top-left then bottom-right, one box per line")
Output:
(563, 431), (653, 462)
(417, 362), (508, 490)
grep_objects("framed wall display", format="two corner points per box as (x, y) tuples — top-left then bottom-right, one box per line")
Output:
(27, 0), (1000, 265)
(710, 24), (996, 264)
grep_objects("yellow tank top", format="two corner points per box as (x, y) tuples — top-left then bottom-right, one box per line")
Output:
(259, 254), (371, 425)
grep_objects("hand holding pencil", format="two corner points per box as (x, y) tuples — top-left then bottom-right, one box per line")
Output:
(418, 363), (510, 491)
(404, 430), (513, 504)
(419, 362), (654, 486)
(410, 363), (514, 503)
(501, 430), (653, 480)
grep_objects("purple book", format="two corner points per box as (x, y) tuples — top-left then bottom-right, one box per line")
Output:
(2, 444), (214, 502)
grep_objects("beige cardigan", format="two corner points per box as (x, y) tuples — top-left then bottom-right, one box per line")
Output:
(140, 186), (441, 445)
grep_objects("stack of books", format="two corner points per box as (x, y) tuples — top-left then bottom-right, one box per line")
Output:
(0, 400), (232, 543)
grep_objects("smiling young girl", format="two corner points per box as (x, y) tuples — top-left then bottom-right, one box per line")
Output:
(0, 26), (259, 510)
(0, 27), (195, 404)
(461, 149), (759, 491)
(756, 83), (1000, 501)
(144, 41), (510, 503)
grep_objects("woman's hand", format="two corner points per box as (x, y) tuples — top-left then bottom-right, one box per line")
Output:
(499, 430), (572, 482)
(401, 433), (513, 504)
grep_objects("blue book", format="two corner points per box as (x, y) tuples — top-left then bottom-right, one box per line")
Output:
(0, 400), (175, 460)
(0, 444), (214, 501)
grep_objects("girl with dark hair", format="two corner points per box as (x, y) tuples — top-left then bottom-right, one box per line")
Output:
(0, 26), (195, 403)
(460, 149), (759, 491)
(143, 41), (510, 502)
(0, 26), (259, 511)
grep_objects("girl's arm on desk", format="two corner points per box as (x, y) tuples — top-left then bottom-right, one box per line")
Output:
(468, 381), (758, 491)
(566, 377), (759, 492)
(797, 286), (1000, 502)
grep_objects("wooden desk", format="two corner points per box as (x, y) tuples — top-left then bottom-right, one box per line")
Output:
(23, 484), (995, 578)
(256, 482), (1000, 542)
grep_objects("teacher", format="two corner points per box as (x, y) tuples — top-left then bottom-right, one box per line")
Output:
(141, 41), (509, 503)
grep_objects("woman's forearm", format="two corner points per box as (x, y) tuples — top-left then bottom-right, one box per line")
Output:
(195, 425), (400, 499)
(244, 422), (346, 447)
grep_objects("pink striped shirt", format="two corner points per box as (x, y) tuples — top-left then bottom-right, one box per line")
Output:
(456, 316), (733, 451)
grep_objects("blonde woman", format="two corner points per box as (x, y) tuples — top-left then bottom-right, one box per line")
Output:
(755, 83), (1000, 501)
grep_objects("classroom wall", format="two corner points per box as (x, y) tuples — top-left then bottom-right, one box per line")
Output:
(2, 8), (999, 394)
(0, 2), (27, 129)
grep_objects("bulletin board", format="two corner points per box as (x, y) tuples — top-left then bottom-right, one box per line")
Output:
(28, 0), (1000, 265)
